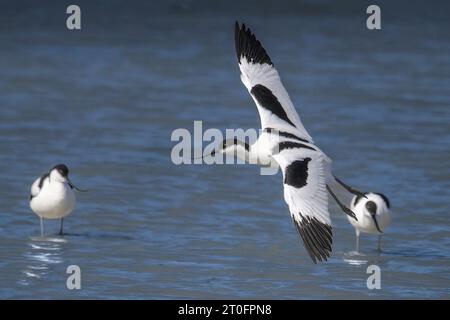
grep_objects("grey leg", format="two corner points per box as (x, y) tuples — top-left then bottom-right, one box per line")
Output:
(40, 217), (44, 237)
(59, 218), (64, 236)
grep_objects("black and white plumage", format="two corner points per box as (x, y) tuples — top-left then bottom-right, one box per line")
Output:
(349, 192), (391, 252)
(30, 164), (84, 236)
(234, 24), (313, 142)
(214, 22), (366, 263)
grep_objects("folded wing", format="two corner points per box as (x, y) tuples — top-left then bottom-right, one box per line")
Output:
(30, 173), (49, 200)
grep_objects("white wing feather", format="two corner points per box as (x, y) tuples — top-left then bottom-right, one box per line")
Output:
(235, 22), (332, 263)
(235, 23), (313, 142)
(272, 148), (332, 263)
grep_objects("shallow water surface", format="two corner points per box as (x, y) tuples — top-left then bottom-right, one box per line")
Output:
(0, 1), (449, 299)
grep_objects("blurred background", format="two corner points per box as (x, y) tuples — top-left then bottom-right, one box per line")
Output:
(0, 0), (449, 299)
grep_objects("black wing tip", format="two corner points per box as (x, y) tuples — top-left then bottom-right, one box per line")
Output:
(293, 215), (333, 264)
(234, 21), (273, 66)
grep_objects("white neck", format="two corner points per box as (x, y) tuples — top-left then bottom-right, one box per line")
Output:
(49, 169), (67, 183)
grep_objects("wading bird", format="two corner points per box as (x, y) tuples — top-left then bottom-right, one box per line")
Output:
(29, 164), (85, 236)
(205, 22), (372, 263)
(349, 193), (391, 252)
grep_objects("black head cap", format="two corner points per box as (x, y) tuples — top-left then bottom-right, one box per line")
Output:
(53, 164), (69, 177)
(365, 201), (377, 215)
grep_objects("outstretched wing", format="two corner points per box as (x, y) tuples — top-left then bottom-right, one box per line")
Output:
(234, 22), (313, 142)
(272, 145), (332, 263)
(30, 173), (49, 200)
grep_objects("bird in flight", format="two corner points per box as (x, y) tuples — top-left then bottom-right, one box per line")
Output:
(210, 22), (368, 263)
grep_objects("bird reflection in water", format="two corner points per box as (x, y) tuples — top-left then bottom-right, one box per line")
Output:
(18, 237), (67, 285)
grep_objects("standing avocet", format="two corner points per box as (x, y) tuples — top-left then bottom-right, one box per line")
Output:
(209, 22), (372, 263)
(29, 164), (84, 236)
(349, 193), (391, 252)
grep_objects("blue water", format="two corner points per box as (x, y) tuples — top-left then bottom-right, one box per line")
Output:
(0, 0), (449, 299)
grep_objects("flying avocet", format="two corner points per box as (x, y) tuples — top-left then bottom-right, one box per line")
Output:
(29, 164), (85, 236)
(349, 192), (391, 252)
(206, 22), (372, 263)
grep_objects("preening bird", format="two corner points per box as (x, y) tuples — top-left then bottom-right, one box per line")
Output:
(205, 22), (370, 263)
(29, 164), (85, 236)
(349, 192), (391, 252)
